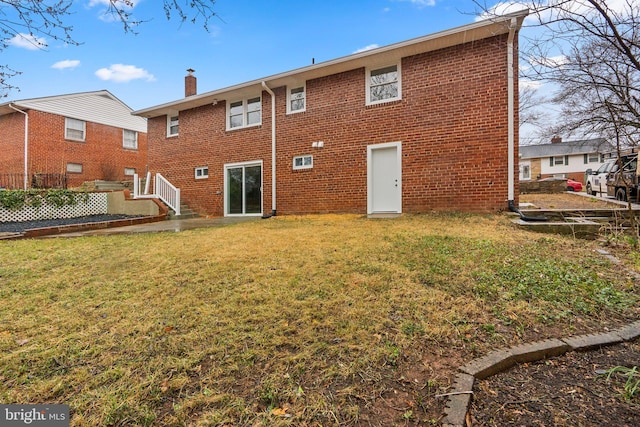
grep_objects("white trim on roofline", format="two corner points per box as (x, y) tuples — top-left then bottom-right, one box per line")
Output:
(132, 10), (528, 119)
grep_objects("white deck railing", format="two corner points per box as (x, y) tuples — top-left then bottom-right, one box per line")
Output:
(133, 172), (181, 216)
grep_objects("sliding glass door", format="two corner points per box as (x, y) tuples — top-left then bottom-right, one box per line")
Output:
(226, 162), (262, 216)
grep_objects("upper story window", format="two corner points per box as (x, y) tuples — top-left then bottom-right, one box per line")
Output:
(366, 63), (401, 105)
(123, 129), (138, 149)
(65, 118), (86, 141)
(228, 97), (261, 130)
(167, 114), (179, 137)
(287, 85), (306, 114)
(583, 153), (600, 163)
(550, 155), (569, 166)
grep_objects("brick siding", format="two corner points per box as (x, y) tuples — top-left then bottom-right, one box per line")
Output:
(0, 110), (147, 188)
(148, 34), (518, 216)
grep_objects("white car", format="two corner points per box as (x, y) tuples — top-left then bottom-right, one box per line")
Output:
(585, 159), (616, 196)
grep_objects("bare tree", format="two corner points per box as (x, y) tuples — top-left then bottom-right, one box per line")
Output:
(474, 1), (640, 143)
(0, 0), (217, 96)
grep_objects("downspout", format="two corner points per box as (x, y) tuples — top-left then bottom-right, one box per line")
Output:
(262, 81), (277, 217)
(8, 104), (29, 190)
(506, 18), (546, 221)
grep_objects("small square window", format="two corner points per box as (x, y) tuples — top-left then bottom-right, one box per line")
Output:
(195, 166), (209, 179)
(124, 167), (136, 176)
(366, 64), (401, 105)
(293, 155), (313, 170)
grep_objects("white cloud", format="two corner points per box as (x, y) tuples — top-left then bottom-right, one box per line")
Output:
(52, 60), (81, 70)
(520, 79), (543, 90)
(95, 64), (155, 83)
(396, 0), (436, 7)
(354, 44), (380, 54)
(533, 55), (568, 68)
(8, 33), (47, 50)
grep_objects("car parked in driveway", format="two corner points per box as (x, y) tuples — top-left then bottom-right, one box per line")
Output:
(585, 159), (616, 196)
(566, 179), (583, 192)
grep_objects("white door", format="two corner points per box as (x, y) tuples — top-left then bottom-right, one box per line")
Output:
(368, 142), (402, 214)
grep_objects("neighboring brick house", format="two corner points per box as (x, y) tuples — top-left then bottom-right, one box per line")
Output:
(0, 90), (147, 189)
(134, 12), (526, 217)
(519, 137), (612, 184)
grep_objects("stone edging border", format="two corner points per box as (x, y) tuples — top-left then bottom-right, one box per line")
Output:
(441, 321), (640, 426)
(442, 248), (640, 427)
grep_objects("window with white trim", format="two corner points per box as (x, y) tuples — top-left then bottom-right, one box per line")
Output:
(195, 166), (209, 179)
(366, 64), (401, 105)
(124, 167), (136, 176)
(66, 163), (83, 173)
(293, 155), (313, 170)
(227, 97), (261, 130)
(123, 129), (138, 149)
(65, 118), (86, 141)
(167, 114), (179, 136)
(287, 85), (306, 114)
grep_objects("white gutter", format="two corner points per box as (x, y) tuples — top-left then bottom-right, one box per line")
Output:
(261, 81), (277, 216)
(8, 104), (29, 190)
(507, 17), (517, 203)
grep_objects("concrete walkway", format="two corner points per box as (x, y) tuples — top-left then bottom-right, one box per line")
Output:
(49, 217), (258, 238)
(36, 217), (259, 238)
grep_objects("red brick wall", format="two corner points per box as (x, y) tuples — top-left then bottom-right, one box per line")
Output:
(0, 112), (27, 176)
(1, 110), (148, 188)
(148, 34), (518, 216)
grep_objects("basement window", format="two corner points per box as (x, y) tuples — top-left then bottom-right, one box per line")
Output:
(124, 168), (136, 176)
(195, 166), (209, 179)
(293, 155), (313, 170)
(66, 163), (83, 173)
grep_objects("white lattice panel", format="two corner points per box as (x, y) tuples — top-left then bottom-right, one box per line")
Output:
(0, 193), (108, 223)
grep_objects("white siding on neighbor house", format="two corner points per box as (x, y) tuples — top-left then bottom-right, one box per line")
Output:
(540, 154), (604, 176)
(11, 91), (146, 132)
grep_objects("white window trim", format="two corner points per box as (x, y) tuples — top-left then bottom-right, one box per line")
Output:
(123, 129), (138, 149)
(65, 117), (86, 142)
(167, 113), (179, 137)
(286, 84), (306, 114)
(366, 63), (402, 106)
(223, 160), (264, 217)
(293, 155), (313, 170)
(226, 96), (262, 131)
(195, 166), (209, 179)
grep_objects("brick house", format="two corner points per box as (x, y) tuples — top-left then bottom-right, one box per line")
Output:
(134, 12), (527, 217)
(0, 90), (147, 189)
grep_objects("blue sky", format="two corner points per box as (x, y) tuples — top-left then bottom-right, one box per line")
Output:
(3, 0), (502, 112)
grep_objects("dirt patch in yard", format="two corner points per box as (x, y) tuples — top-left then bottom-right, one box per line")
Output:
(470, 339), (640, 427)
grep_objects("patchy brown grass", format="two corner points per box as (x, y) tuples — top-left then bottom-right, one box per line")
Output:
(0, 213), (638, 426)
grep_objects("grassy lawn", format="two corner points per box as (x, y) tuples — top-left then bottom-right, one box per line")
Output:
(0, 213), (638, 425)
